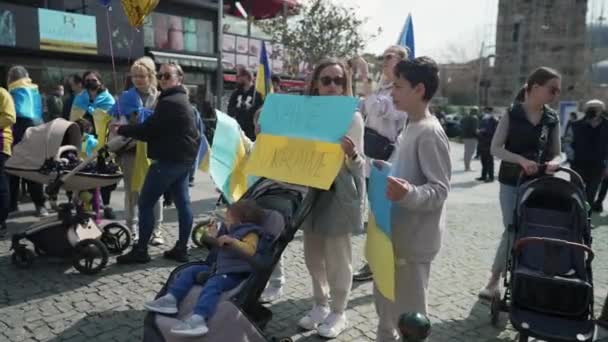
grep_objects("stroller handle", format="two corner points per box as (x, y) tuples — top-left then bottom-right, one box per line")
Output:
(514, 237), (594, 263)
(517, 165), (585, 191)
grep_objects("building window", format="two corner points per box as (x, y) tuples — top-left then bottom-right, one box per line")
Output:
(144, 13), (215, 54)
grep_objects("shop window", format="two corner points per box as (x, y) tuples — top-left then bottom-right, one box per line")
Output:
(145, 12), (215, 54)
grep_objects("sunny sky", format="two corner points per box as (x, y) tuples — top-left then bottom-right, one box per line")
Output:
(334, 0), (499, 63)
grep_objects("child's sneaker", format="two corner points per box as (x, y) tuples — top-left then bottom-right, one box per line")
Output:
(298, 305), (330, 331)
(317, 312), (348, 338)
(144, 294), (178, 315)
(170, 315), (208, 337)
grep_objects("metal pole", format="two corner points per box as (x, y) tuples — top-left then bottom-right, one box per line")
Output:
(476, 41), (485, 107)
(216, 0), (224, 109)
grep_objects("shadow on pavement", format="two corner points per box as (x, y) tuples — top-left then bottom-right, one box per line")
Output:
(46, 308), (145, 342)
(430, 299), (512, 341)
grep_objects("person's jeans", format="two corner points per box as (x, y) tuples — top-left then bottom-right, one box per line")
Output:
(463, 138), (477, 170)
(491, 184), (518, 275)
(136, 160), (192, 250)
(168, 265), (247, 318)
(0, 153), (10, 225)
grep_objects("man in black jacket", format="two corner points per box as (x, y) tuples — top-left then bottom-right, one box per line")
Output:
(115, 63), (200, 264)
(476, 107), (498, 182)
(460, 107), (479, 171)
(227, 68), (263, 141)
(565, 99), (608, 208)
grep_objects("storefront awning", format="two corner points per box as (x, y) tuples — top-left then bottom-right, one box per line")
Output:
(224, 0), (299, 19)
(148, 50), (220, 70)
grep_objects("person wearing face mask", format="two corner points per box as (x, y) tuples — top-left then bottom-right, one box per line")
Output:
(70, 70), (117, 219)
(564, 99), (608, 212)
(227, 68), (264, 141)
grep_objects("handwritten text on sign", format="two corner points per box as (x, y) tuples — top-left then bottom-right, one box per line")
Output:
(259, 94), (357, 142)
(244, 134), (344, 189)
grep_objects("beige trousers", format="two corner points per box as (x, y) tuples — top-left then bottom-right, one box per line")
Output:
(303, 230), (353, 313)
(118, 152), (162, 232)
(374, 261), (431, 342)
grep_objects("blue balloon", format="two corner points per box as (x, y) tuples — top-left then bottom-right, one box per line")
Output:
(98, 0), (111, 6)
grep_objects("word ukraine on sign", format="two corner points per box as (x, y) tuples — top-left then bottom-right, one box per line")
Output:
(209, 110), (248, 203)
(366, 164), (395, 301)
(245, 94), (357, 189)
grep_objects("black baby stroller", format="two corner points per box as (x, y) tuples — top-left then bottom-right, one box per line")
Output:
(143, 178), (313, 342)
(7, 118), (131, 275)
(490, 167), (596, 342)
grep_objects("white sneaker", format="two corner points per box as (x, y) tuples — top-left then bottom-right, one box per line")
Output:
(260, 286), (283, 303)
(150, 229), (165, 246)
(298, 305), (330, 331)
(170, 315), (208, 337)
(144, 294), (178, 314)
(478, 285), (500, 300)
(317, 312), (348, 339)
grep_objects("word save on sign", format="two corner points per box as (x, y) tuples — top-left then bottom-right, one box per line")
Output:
(245, 94), (357, 189)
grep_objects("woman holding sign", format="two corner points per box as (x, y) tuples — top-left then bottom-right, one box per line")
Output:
(298, 58), (365, 339)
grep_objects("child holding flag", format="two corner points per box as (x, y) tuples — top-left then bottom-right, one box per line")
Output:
(374, 57), (451, 341)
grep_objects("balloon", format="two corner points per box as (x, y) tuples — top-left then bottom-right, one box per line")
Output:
(121, 0), (159, 28)
(98, 0), (111, 6)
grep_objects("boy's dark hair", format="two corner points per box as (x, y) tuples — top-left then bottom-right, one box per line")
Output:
(271, 75), (281, 84)
(393, 57), (439, 102)
(228, 199), (265, 226)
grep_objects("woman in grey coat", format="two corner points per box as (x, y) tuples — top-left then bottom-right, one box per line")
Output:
(297, 58), (366, 339)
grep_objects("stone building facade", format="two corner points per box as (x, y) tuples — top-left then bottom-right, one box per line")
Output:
(491, 0), (589, 106)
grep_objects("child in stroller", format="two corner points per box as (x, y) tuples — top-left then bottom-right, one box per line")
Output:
(144, 199), (266, 337)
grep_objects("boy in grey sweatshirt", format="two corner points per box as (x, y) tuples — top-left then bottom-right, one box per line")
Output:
(374, 57), (451, 342)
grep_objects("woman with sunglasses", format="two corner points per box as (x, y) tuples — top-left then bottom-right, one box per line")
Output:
(115, 63), (200, 264)
(109, 57), (165, 246)
(298, 58), (365, 339)
(478, 67), (562, 299)
(350, 45), (408, 282)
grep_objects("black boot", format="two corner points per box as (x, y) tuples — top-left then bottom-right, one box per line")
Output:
(163, 244), (189, 263)
(116, 247), (151, 264)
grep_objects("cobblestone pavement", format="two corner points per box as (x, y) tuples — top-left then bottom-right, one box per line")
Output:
(1, 142), (607, 342)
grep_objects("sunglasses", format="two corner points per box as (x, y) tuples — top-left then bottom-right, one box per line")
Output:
(157, 73), (176, 80)
(320, 76), (346, 87)
(378, 54), (396, 62)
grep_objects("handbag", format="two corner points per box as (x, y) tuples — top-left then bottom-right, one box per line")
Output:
(364, 127), (395, 161)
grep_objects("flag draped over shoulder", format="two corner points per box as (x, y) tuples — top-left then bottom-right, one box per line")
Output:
(254, 41), (273, 100)
(70, 89), (115, 148)
(8, 78), (43, 123)
(108, 87), (154, 192)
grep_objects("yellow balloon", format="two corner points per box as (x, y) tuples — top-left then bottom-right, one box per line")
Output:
(121, 0), (159, 28)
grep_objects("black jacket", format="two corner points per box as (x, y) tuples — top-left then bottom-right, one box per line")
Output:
(570, 116), (608, 168)
(227, 86), (264, 141)
(118, 86), (200, 164)
(460, 115), (479, 139)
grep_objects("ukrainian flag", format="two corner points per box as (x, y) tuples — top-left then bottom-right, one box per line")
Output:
(365, 165), (395, 301)
(255, 41), (273, 101)
(70, 90), (115, 148)
(8, 78), (43, 123)
(209, 110), (249, 203)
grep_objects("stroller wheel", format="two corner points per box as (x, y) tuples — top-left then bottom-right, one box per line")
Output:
(101, 223), (131, 254)
(191, 218), (214, 248)
(12, 247), (35, 268)
(72, 239), (109, 275)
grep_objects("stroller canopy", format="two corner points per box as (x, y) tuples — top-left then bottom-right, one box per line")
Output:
(6, 118), (81, 170)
